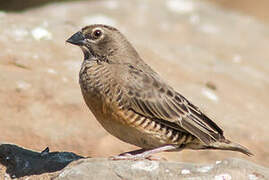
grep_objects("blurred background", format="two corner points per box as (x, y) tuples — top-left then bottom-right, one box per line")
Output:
(1, 0), (269, 22)
(0, 0), (268, 168)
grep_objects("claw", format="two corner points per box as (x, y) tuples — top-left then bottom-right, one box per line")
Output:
(109, 145), (177, 161)
(109, 153), (166, 161)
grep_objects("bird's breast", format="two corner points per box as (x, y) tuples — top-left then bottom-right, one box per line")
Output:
(79, 61), (126, 122)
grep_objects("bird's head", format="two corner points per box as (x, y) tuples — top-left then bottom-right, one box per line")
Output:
(66, 24), (139, 63)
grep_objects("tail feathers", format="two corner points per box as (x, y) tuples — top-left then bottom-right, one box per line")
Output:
(209, 141), (253, 156)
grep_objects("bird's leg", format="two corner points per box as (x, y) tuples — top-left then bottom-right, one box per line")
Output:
(110, 145), (179, 161)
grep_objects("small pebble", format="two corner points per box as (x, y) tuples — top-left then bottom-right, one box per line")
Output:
(181, 169), (191, 174)
(206, 81), (217, 90)
(214, 173), (232, 180)
(166, 0), (195, 13)
(202, 88), (219, 102)
(31, 27), (52, 40)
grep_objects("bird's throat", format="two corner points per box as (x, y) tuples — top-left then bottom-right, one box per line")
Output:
(80, 46), (94, 60)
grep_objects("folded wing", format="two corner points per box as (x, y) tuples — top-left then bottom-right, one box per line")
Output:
(122, 65), (224, 145)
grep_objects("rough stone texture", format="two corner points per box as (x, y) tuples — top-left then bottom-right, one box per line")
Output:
(0, 0), (269, 178)
(2, 158), (269, 180)
(56, 158), (269, 180)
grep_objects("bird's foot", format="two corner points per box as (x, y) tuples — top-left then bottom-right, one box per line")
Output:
(109, 145), (177, 161)
(109, 153), (166, 161)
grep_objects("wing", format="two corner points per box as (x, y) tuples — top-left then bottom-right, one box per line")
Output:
(121, 64), (224, 145)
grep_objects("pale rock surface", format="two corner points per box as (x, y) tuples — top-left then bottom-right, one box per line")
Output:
(55, 158), (269, 180)
(0, 0), (269, 178)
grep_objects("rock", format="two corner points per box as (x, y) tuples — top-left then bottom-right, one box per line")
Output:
(3, 158), (268, 180)
(54, 158), (269, 180)
(3, 157), (267, 179)
(0, 0), (269, 178)
(0, 144), (83, 178)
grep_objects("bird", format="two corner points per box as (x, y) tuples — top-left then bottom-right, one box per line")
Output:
(66, 24), (253, 160)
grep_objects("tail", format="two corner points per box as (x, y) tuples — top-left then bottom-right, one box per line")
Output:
(208, 140), (253, 156)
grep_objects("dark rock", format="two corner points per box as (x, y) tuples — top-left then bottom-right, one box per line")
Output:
(0, 144), (83, 178)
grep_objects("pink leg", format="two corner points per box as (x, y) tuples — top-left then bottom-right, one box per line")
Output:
(110, 145), (179, 161)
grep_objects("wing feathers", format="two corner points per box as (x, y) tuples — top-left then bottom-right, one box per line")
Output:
(124, 66), (224, 145)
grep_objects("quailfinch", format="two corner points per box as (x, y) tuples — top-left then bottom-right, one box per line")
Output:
(67, 24), (252, 160)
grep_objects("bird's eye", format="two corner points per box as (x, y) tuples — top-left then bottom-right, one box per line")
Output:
(92, 29), (102, 39)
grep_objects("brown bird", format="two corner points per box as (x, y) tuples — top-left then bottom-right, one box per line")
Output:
(66, 24), (252, 160)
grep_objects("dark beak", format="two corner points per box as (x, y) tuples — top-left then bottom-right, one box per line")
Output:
(66, 31), (86, 46)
